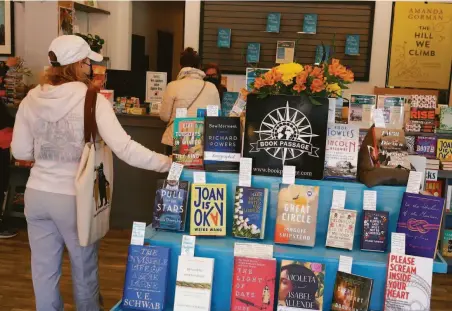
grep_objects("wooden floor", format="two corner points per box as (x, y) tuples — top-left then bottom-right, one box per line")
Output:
(0, 230), (451, 311)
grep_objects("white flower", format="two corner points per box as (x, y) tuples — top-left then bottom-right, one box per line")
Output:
(251, 224), (257, 230)
(234, 215), (238, 219)
(236, 220), (241, 225)
(245, 218), (249, 223)
(235, 208), (239, 213)
(244, 223), (249, 229)
(238, 225), (243, 231)
(239, 216), (243, 221)
(235, 195), (240, 199)
(239, 188), (243, 193)
(239, 211), (243, 215)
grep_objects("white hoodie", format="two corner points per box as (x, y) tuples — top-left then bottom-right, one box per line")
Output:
(11, 82), (171, 196)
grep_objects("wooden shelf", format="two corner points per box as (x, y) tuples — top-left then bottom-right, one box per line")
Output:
(74, 2), (110, 15)
(438, 170), (452, 179)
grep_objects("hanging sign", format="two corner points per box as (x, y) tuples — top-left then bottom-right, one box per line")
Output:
(146, 72), (167, 103)
(388, 2), (452, 89)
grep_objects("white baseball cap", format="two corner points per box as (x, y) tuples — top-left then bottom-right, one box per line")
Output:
(48, 35), (103, 66)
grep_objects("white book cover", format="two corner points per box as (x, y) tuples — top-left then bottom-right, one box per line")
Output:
(174, 256), (215, 311)
(384, 253), (433, 311)
(324, 124), (359, 179)
(325, 209), (357, 250)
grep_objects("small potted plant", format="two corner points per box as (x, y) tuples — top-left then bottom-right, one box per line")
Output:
(75, 33), (105, 53)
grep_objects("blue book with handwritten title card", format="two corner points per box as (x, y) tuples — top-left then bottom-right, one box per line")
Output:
(122, 245), (170, 311)
(345, 35), (360, 55)
(217, 28), (231, 48)
(303, 13), (318, 33)
(266, 12), (281, 33)
(246, 43), (261, 63)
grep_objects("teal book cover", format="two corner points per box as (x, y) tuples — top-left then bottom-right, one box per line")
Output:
(345, 35), (360, 55)
(266, 12), (281, 33)
(217, 28), (231, 48)
(222, 92), (239, 116)
(247, 43), (261, 63)
(303, 13), (318, 33)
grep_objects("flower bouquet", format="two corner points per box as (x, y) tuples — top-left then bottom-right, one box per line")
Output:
(249, 59), (354, 105)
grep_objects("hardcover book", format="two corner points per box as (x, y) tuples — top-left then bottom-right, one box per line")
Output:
(277, 260), (325, 311)
(174, 256), (215, 311)
(437, 139), (452, 162)
(424, 180), (443, 197)
(233, 186), (269, 239)
(376, 95), (405, 129)
(406, 95), (436, 133)
(222, 92), (239, 117)
(190, 184), (227, 236)
(231, 256), (277, 311)
(396, 192), (445, 258)
(439, 107), (452, 131)
(172, 118), (204, 169)
(204, 117), (241, 172)
(324, 124), (359, 180)
(442, 230), (452, 257)
(152, 180), (189, 231)
(361, 210), (389, 252)
(348, 94), (376, 128)
(122, 245), (170, 311)
(331, 271), (373, 311)
(384, 253), (433, 311)
(414, 136), (437, 159)
(274, 184), (320, 247)
(372, 128), (410, 169)
(325, 209), (357, 250)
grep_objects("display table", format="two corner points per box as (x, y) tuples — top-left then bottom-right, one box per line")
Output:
(111, 170), (447, 311)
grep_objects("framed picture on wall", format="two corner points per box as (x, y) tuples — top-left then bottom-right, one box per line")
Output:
(0, 0), (13, 56)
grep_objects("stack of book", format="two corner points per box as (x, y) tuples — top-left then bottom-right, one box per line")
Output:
(426, 159), (440, 170)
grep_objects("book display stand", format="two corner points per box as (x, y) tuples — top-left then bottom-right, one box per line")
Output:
(111, 169), (447, 311)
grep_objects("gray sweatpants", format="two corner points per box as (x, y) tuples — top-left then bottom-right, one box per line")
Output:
(25, 188), (100, 311)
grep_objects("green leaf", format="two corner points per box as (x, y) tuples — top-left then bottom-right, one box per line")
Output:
(309, 97), (322, 106)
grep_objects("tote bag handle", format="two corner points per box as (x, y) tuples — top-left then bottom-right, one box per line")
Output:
(84, 88), (98, 144)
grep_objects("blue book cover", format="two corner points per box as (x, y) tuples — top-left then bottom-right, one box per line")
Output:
(361, 210), (389, 252)
(217, 28), (231, 48)
(345, 35), (360, 55)
(233, 186), (268, 239)
(314, 45), (330, 65)
(222, 92), (239, 117)
(266, 12), (281, 33)
(303, 13), (318, 33)
(122, 245), (170, 311)
(152, 179), (190, 231)
(204, 117), (241, 172)
(246, 43), (261, 63)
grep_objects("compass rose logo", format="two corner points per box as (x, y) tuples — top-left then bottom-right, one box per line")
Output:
(250, 101), (320, 163)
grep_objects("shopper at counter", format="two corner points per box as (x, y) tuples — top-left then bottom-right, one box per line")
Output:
(160, 47), (220, 147)
(11, 35), (172, 311)
(204, 62), (228, 101)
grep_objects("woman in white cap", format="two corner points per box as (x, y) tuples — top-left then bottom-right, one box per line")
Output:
(11, 35), (171, 311)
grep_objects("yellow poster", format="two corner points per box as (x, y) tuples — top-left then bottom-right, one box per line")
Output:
(388, 2), (452, 89)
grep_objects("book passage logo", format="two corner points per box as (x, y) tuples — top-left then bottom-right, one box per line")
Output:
(250, 102), (319, 163)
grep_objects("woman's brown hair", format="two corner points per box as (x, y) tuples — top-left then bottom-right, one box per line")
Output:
(180, 47), (201, 69)
(40, 51), (91, 86)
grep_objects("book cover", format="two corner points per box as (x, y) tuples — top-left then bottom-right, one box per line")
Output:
(277, 260), (325, 311)
(247, 43), (261, 63)
(231, 256), (277, 311)
(396, 192), (445, 258)
(302, 13), (318, 34)
(437, 139), (452, 162)
(414, 136), (437, 158)
(326, 209), (357, 250)
(407, 95), (436, 133)
(274, 184), (320, 247)
(152, 180), (189, 231)
(372, 128), (410, 169)
(222, 92), (239, 117)
(348, 94), (375, 128)
(361, 210), (389, 252)
(172, 118), (204, 169)
(190, 184), (227, 236)
(442, 230), (452, 257)
(217, 28), (231, 48)
(204, 117), (241, 172)
(384, 253), (433, 311)
(174, 256), (215, 311)
(424, 180), (443, 197)
(332, 271), (373, 311)
(266, 12), (281, 33)
(233, 186), (268, 239)
(439, 107), (452, 131)
(376, 95), (405, 128)
(446, 184), (452, 212)
(324, 124), (359, 180)
(345, 35), (360, 56)
(122, 245), (170, 311)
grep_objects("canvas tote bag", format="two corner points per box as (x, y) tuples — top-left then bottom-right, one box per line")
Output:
(75, 88), (114, 247)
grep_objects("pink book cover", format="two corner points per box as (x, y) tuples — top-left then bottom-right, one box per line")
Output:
(231, 256), (277, 311)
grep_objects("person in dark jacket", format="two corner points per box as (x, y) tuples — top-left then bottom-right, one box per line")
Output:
(203, 63), (228, 102)
(0, 101), (17, 238)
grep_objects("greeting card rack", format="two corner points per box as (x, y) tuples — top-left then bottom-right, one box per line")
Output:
(111, 169), (447, 311)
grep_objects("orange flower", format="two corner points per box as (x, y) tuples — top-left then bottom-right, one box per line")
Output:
(253, 77), (265, 89)
(296, 71), (309, 85)
(310, 66), (324, 79)
(310, 78), (325, 93)
(328, 58), (348, 78)
(341, 70), (354, 83)
(304, 65), (313, 74)
(293, 83), (306, 93)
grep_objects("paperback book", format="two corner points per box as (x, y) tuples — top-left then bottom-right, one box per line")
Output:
(406, 95), (436, 133)
(439, 107), (452, 132)
(437, 139), (452, 162)
(442, 229), (452, 257)
(172, 117), (204, 169)
(424, 180), (443, 197)
(233, 186), (268, 239)
(405, 136), (416, 154)
(277, 260), (325, 311)
(190, 184), (227, 236)
(348, 94), (376, 128)
(122, 245), (170, 311)
(222, 92), (239, 117)
(152, 180), (189, 231)
(361, 210), (389, 252)
(274, 184), (320, 247)
(372, 128), (410, 169)
(384, 253), (433, 311)
(326, 209), (357, 250)
(324, 124), (359, 180)
(231, 256), (276, 311)
(204, 117), (241, 172)
(396, 192), (445, 258)
(414, 136), (437, 159)
(331, 271), (373, 311)
(174, 256), (215, 311)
